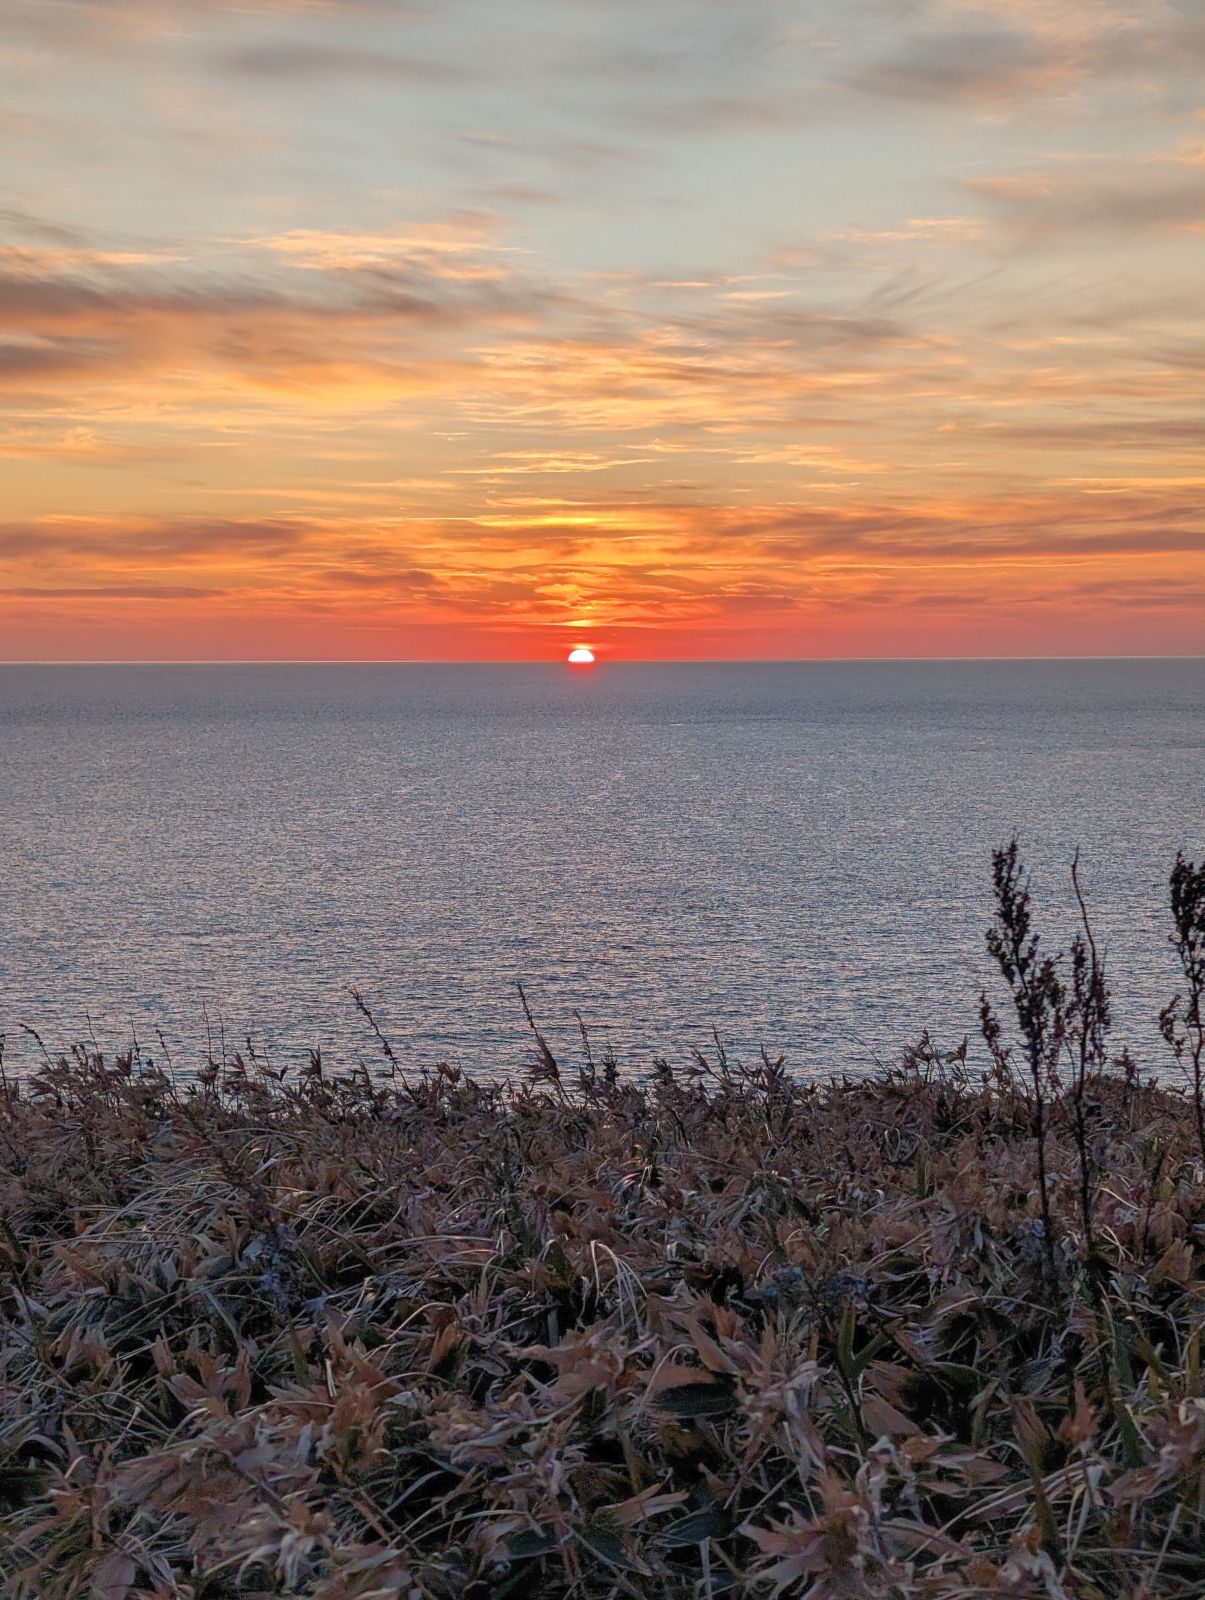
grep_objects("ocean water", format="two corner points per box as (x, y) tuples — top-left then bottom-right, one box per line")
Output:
(0, 660), (1201, 1081)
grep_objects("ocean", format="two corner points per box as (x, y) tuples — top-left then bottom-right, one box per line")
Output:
(1, 659), (1201, 1080)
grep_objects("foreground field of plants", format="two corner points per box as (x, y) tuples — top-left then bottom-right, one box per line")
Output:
(1, 847), (1204, 1598)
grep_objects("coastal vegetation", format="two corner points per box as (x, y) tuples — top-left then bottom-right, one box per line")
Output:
(1, 847), (1203, 1598)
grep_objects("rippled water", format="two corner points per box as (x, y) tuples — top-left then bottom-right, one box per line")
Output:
(1, 660), (1201, 1079)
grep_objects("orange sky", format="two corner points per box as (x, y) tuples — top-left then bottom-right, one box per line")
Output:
(2, 0), (1204, 660)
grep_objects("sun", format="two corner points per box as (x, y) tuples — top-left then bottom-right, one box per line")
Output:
(567, 646), (595, 665)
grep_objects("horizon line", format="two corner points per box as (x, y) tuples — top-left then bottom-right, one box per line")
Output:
(2, 653), (1204, 667)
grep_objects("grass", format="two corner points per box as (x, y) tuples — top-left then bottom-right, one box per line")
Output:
(0, 848), (1203, 1598)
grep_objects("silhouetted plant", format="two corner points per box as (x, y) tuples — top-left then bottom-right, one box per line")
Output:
(1161, 850), (1205, 1168)
(981, 838), (1066, 1287)
(1066, 850), (1112, 1270)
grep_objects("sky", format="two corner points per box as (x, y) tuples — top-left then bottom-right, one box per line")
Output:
(1, 0), (1203, 661)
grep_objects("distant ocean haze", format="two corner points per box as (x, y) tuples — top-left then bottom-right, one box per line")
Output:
(0, 660), (1201, 1079)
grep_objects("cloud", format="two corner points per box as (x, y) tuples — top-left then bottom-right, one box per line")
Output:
(242, 220), (509, 274)
(966, 155), (1205, 239)
(0, 342), (115, 381)
(0, 206), (90, 247)
(847, 27), (1068, 106)
(0, 234), (571, 404)
(4, 582), (220, 597)
(974, 418), (1205, 453)
(843, 6), (1205, 116)
(322, 566), (443, 591)
(0, 424), (165, 462)
(2, 483), (1202, 661)
(219, 42), (460, 83)
(821, 218), (989, 247)
(0, 515), (307, 562)
(0, 214), (970, 452)
(0, 260), (279, 327)
(4, 0), (405, 27)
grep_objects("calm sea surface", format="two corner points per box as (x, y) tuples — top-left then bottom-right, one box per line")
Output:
(0, 661), (1201, 1080)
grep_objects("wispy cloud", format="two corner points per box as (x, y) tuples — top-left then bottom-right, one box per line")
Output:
(218, 41), (461, 83)
(847, 28), (1070, 107)
(965, 148), (1205, 238)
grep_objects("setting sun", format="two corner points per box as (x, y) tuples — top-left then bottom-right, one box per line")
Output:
(567, 647), (596, 665)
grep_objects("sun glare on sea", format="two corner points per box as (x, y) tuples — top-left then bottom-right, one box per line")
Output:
(567, 647), (595, 665)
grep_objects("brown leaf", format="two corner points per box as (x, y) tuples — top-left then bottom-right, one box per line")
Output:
(91, 1551), (136, 1600)
(862, 1394), (922, 1438)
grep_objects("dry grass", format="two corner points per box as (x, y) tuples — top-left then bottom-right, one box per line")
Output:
(2, 841), (1204, 1597)
(1, 1025), (1203, 1598)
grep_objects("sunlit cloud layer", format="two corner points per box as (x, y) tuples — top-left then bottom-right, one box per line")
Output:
(1, 0), (1203, 658)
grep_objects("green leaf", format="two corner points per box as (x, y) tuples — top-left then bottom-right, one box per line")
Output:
(930, 1361), (982, 1391)
(579, 1510), (652, 1574)
(836, 1300), (856, 1378)
(1111, 1316), (1137, 1395)
(655, 1507), (735, 1547)
(851, 1331), (890, 1381)
(504, 1529), (560, 1560)
(1114, 1400), (1145, 1468)
(1028, 1469), (1064, 1563)
(656, 1380), (737, 1418)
